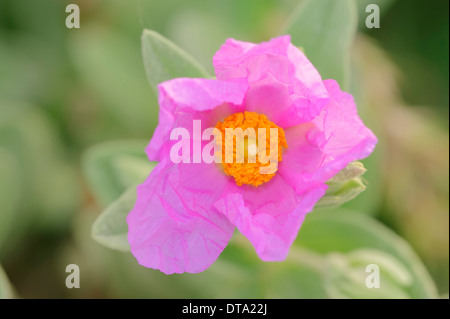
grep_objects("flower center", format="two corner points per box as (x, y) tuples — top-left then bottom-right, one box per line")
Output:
(215, 111), (288, 187)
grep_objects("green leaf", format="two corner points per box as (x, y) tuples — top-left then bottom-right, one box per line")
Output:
(141, 29), (211, 93)
(182, 234), (329, 298)
(314, 161), (368, 208)
(0, 266), (13, 299)
(324, 249), (414, 298)
(82, 140), (156, 207)
(316, 176), (367, 208)
(328, 161), (367, 183)
(283, 0), (357, 89)
(91, 186), (138, 252)
(297, 210), (439, 298)
(341, 149), (383, 216)
(265, 246), (327, 298)
(112, 155), (155, 188)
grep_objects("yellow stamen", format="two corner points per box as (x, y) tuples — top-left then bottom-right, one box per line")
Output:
(215, 111), (288, 187)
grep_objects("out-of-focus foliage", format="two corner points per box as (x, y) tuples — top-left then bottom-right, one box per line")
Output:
(82, 140), (154, 207)
(0, 102), (80, 258)
(0, 0), (448, 298)
(0, 147), (19, 252)
(141, 29), (210, 93)
(284, 0), (357, 89)
(352, 36), (449, 294)
(0, 265), (13, 299)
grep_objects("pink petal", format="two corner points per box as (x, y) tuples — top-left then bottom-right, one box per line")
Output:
(214, 175), (327, 261)
(213, 35), (329, 127)
(279, 79), (378, 193)
(127, 160), (235, 274)
(147, 78), (248, 162)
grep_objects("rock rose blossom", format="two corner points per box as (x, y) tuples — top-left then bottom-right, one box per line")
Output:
(127, 35), (377, 274)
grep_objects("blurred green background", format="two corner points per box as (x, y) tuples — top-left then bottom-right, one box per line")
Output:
(0, 0), (448, 298)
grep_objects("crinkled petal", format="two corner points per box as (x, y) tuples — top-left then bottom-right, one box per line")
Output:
(213, 35), (329, 127)
(279, 79), (378, 193)
(127, 160), (235, 274)
(147, 78), (248, 162)
(214, 175), (327, 261)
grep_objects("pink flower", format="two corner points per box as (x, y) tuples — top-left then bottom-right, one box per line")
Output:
(127, 35), (377, 274)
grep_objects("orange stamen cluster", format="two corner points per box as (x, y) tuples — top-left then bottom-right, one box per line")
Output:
(214, 111), (287, 187)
